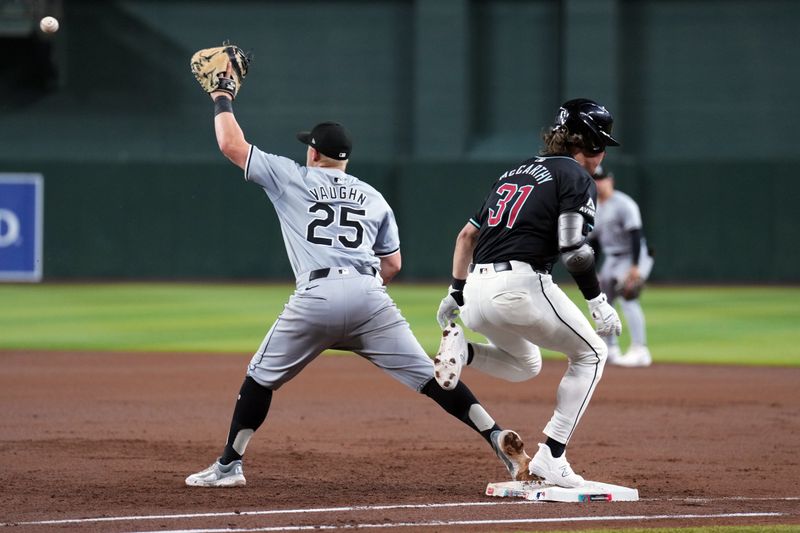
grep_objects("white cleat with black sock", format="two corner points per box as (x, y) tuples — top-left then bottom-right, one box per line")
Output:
(529, 443), (585, 488)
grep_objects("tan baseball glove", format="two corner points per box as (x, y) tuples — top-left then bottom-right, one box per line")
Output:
(617, 273), (645, 300)
(190, 42), (250, 98)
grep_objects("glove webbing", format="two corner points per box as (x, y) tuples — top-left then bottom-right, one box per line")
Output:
(226, 46), (247, 80)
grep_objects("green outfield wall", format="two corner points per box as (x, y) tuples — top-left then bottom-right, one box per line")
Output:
(2, 0), (799, 281)
(2, 157), (797, 282)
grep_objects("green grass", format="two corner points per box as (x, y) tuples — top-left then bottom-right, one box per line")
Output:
(0, 283), (798, 366)
(548, 527), (800, 533)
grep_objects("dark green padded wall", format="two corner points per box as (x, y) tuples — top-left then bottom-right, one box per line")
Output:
(619, 0), (800, 158)
(1, 158), (798, 281)
(639, 161), (800, 282)
(1, 0), (798, 281)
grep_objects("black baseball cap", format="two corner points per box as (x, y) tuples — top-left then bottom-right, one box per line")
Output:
(296, 122), (352, 160)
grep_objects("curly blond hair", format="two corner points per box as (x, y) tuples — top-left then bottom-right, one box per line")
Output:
(539, 126), (585, 156)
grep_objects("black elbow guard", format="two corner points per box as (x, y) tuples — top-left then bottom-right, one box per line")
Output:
(561, 242), (595, 274)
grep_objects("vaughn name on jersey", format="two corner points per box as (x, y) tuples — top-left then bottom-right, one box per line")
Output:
(244, 146), (400, 279)
(307, 181), (368, 206)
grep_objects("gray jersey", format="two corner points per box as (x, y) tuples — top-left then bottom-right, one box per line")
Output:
(591, 190), (643, 256)
(245, 146), (400, 280)
(242, 146), (434, 393)
(592, 190), (653, 290)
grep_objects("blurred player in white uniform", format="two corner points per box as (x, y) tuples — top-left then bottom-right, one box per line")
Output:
(589, 166), (654, 367)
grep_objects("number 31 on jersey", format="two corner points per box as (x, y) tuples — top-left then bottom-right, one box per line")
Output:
(487, 184), (534, 228)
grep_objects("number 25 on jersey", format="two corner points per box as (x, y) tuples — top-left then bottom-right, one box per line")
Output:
(306, 202), (365, 248)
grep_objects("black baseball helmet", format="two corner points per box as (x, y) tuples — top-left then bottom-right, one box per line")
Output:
(554, 98), (620, 153)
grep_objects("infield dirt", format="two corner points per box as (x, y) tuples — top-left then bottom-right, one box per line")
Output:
(1, 351), (798, 531)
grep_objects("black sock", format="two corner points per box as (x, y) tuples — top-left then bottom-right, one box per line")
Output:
(545, 437), (566, 458)
(467, 343), (474, 365)
(421, 379), (499, 444)
(220, 376), (273, 465)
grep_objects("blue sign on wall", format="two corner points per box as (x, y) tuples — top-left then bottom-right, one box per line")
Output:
(0, 174), (44, 282)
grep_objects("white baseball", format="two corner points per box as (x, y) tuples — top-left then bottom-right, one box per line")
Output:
(40, 16), (59, 34)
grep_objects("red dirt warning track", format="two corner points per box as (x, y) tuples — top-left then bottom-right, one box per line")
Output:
(1, 351), (798, 532)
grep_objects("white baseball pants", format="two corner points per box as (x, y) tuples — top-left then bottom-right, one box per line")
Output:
(461, 261), (607, 444)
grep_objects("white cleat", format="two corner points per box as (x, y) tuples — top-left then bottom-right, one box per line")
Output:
(185, 459), (246, 487)
(606, 344), (622, 365)
(433, 323), (468, 390)
(529, 443), (585, 488)
(614, 344), (652, 367)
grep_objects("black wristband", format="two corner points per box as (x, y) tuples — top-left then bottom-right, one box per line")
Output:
(571, 269), (601, 301)
(451, 291), (464, 306)
(451, 278), (466, 291)
(214, 96), (233, 116)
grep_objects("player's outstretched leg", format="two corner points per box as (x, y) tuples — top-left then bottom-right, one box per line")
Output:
(186, 375), (273, 488)
(490, 429), (536, 481)
(421, 378), (532, 481)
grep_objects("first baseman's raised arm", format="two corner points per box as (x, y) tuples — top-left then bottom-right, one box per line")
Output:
(452, 222), (479, 280)
(212, 94), (251, 170)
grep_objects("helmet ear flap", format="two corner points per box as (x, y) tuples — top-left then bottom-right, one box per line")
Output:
(577, 112), (605, 152)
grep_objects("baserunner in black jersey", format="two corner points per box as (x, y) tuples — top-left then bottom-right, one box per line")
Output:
(433, 99), (623, 488)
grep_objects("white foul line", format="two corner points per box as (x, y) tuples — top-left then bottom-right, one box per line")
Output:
(125, 513), (786, 533)
(3, 502), (531, 527)
(1, 498), (796, 528)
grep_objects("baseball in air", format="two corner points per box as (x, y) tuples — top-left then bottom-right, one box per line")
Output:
(39, 16), (59, 34)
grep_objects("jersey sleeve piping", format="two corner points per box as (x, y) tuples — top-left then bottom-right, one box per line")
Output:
(243, 144), (255, 181)
(375, 247), (400, 258)
(469, 218), (481, 229)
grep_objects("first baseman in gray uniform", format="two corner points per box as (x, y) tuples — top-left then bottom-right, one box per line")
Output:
(589, 166), (654, 367)
(185, 62), (533, 487)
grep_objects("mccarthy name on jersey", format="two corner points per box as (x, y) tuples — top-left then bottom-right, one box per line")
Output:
(499, 160), (554, 184)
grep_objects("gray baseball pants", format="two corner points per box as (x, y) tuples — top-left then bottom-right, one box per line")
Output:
(247, 268), (434, 391)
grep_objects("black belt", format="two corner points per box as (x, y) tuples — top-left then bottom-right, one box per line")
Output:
(469, 261), (512, 273)
(468, 261), (551, 274)
(308, 266), (377, 281)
